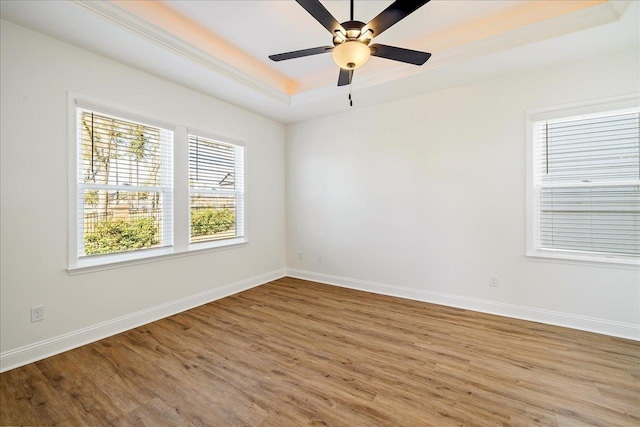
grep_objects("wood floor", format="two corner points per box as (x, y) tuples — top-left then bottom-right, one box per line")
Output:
(1, 277), (639, 426)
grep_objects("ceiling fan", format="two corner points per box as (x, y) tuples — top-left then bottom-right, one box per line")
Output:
(269, 0), (432, 89)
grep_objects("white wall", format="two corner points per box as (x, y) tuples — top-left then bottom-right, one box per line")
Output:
(1, 16), (638, 374)
(286, 48), (640, 339)
(0, 20), (286, 368)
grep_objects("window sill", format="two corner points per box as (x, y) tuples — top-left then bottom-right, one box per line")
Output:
(526, 250), (640, 269)
(188, 237), (246, 253)
(68, 238), (248, 275)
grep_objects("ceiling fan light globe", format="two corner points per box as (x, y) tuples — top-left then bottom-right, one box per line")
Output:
(332, 41), (370, 70)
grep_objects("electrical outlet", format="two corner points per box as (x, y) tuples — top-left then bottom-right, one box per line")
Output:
(31, 306), (44, 322)
(317, 255), (323, 263)
(489, 275), (499, 287)
(298, 252), (303, 260)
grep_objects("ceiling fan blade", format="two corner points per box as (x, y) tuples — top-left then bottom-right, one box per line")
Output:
(364, 0), (431, 38)
(269, 46), (334, 61)
(338, 68), (353, 86)
(295, 0), (345, 35)
(370, 44), (431, 65)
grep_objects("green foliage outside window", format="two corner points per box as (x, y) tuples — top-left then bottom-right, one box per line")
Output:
(84, 208), (235, 255)
(191, 208), (235, 237)
(84, 217), (158, 255)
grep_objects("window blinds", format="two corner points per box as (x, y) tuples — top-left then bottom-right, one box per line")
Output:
(188, 134), (244, 244)
(533, 110), (640, 257)
(77, 108), (174, 257)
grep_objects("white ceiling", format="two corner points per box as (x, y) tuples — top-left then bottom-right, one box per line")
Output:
(1, 1), (638, 124)
(166, 0), (523, 85)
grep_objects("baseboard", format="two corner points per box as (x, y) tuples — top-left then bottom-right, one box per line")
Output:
(286, 268), (640, 341)
(0, 268), (286, 373)
(4, 267), (636, 373)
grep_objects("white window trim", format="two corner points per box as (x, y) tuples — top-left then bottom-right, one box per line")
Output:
(67, 93), (248, 275)
(525, 94), (640, 267)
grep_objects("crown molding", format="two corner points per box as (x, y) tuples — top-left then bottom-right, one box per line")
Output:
(71, 0), (292, 106)
(291, 0), (631, 106)
(609, 0), (633, 15)
(71, 0), (630, 109)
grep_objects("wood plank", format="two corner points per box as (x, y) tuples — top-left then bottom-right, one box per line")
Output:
(1, 277), (638, 426)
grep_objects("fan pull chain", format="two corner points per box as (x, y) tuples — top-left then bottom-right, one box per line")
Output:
(349, 81), (353, 107)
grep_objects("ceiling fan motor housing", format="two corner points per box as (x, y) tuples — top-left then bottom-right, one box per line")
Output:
(332, 20), (370, 46)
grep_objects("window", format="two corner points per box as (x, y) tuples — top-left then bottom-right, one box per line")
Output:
(189, 134), (244, 245)
(527, 96), (640, 264)
(76, 108), (173, 259)
(69, 98), (247, 273)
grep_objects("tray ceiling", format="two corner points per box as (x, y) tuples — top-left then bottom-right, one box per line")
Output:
(0, 0), (636, 123)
